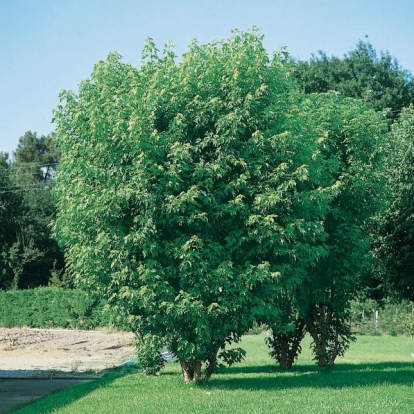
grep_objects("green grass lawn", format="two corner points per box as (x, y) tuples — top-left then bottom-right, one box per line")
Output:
(13, 334), (414, 414)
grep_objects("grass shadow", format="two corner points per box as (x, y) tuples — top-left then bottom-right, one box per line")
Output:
(208, 361), (414, 391)
(10, 366), (139, 414)
(221, 364), (278, 375)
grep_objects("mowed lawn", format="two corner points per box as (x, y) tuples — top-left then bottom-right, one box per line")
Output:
(14, 334), (414, 414)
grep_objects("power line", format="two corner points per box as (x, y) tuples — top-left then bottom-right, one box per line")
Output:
(0, 162), (58, 170)
(0, 162), (59, 172)
(0, 173), (55, 182)
(0, 184), (53, 193)
(0, 163), (59, 174)
(0, 189), (49, 194)
(0, 164), (59, 181)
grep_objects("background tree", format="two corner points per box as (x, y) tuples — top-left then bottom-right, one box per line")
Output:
(293, 41), (414, 121)
(378, 106), (414, 300)
(0, 152), (22, 289)
(260, 95), (333, 369)
(292, 40), (414, 305)
(1, 131), (64, 289)
(299, 93), (388, 367)
(53, 31), (330, 382)
(265, 93), (388, 368)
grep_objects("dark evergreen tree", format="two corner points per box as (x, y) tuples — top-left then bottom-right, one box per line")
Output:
(0, 152), (22, 289)
(3, 131), (64, 289)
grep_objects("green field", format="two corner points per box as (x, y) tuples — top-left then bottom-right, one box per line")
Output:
(14, 334), (414, 414)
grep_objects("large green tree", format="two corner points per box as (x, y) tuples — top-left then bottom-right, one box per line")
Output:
(53, 31), (329, 382)
(300, 93), (388, 367)
(292, 40), (414, 305)
(265, 93), (388, 368)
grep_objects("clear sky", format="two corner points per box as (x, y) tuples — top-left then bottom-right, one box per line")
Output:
(1, 0), (413, 154)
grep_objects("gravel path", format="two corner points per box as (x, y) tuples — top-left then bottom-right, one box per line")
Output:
(0, 328), (135, 377)
(0, 328), (137, 413)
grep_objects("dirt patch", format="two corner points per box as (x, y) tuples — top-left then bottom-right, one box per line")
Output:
(0, 328), (135, 377)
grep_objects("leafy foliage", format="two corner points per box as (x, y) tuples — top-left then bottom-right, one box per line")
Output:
(0, 288), (111, 329)
(292, 40), (414, 305)
(265, 92), (387, 367)
(0, 152), (22, 289)
(0, 131), (64, 290)
(53, 30), (392, 376)
(265, 313), (305, 369)
(350, 299), (414, 336)
(378, 106), (414, 299)
(298, 93), (387, 366)
(134, 334), (166, 375)
(53, 30), (334, 381)
(293, 41), (414, 121)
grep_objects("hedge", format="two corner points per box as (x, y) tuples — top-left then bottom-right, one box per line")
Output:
(0, 288), (115, 329)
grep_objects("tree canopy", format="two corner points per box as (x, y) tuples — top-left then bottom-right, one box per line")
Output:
(293, 41), (414, 121)
(300, 93), (387, 366)
(0, 152), (21, 289)
(53, 30), (339, 381)
(264, 92), (387, 367)
(379, 106), (414, 300)
(53, 30), (390, 379)
(0, 131), (63, 290)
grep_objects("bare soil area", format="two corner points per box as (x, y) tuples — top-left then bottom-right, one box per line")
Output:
(0, 328), (135, 377)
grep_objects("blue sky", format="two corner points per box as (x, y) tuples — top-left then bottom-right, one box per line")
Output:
(1, 0), (413, 154)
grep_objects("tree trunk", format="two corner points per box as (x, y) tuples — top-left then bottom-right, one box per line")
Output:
(205, 352), (218, 379)
(278, 337), (290, 368)
(180, 361), (202, 383)
(310, 328), (328, 368)
(307, 304), (335, 367)
(286, 316), (306, 367)
(269, 316), (306, 369)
